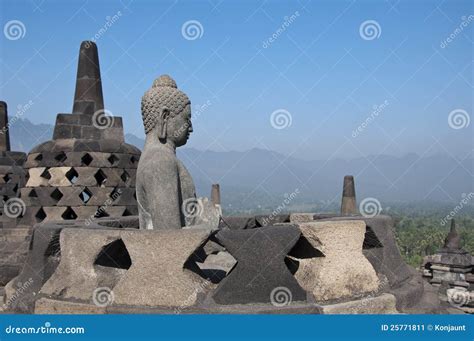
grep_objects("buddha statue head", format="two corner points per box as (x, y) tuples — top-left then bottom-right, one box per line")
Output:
(141, 75), (192, 148)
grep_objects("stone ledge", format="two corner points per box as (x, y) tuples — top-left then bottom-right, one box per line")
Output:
(320, 293), (399, 314)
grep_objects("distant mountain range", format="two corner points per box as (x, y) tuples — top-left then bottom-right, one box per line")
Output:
(8, 118), (474, 211)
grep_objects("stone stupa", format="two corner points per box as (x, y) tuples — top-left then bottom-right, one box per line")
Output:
(19, 41), (141, 226)
(0, 101), (28, 285)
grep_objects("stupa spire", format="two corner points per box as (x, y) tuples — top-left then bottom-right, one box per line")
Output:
(72, 41), (104, 115)
(443, 219), (461, 250)
(0, 101), (11, 152)
(340, 175), (357, 215)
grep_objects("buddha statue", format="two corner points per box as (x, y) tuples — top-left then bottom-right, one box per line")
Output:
(137, 75), (219, 230)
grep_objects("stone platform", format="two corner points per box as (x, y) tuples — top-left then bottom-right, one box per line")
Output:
(2, 213), (445, 314)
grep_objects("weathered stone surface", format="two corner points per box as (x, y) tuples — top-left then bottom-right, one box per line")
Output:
(255, 214), (290, 226)
(340, 175), (358, 215)
(39, 228), (212, 308)
(0, 101), (10, 152)
(220, 216), (256, 230)
(35, 298), (106, 314)
(4, 225), (60, 312)
(293, 220), (379, 302)
(321, 293), (398, 314)
(290, 213), (314, 223)
(212, 226), (307, 305)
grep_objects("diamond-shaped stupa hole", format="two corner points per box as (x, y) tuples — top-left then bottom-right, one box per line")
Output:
(122, 208), (133, 216)
(50, 188), (63, 202)
(120, 170), (130, 183)
(40, 168), (51, 180)
(130, 155), (138, 164)
(28, 189), (38, 197)
(95, 209), (109, 218)
(54, 152), (67, 163)
(3, 174), (11, 183)
(94, 238), (131, 270)
(35, 207), (46, 222)
(81, 153), (93, 166)
(61, 207), (78, 220)
(79, 187), (92, 204)
(109, 187), (121, 200)
(108, 154), (119, 165)
(34, 154), (43, 161)
(65, 168), (79, 185)
(94, 169), (107, 187)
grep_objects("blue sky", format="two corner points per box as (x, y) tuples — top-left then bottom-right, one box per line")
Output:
(0, 0), (472, 160)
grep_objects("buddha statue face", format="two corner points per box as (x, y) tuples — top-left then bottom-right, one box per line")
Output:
(141, 75), (193, 148)
(167, 103), (193, 147)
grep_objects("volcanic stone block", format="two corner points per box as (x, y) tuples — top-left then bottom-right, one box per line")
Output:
(4, 225), (61, 312)
(113, 229), (212, 307)
(26, 168), (50, 187)
(293, 220), (379, 302)
(0, 101), (10, 152)
(40, 228), (212, 308)
(255, 214), (290, 227)
(290, 213), (314, 223)
(74, 167), (100, 186)
(321, 293), (398, 314)
(35, 298), (106, 314)
(48, 167), (75, 186)
(220, 216), (257, 230)
(212, 226), (307, 305)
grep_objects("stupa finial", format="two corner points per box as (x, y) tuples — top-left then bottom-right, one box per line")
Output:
(72, 41), (104, 115)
